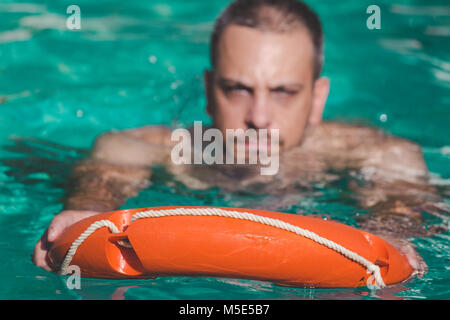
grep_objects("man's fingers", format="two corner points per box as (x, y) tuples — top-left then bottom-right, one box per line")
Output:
(33, 210), (101, 271)
(47, 215), (68, 242)
(47, 224), (59, 242)
(32, 235), (52, 272)
(47, 210), (99, 242)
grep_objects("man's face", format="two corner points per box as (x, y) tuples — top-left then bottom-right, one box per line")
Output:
(205, 24), (329, 152)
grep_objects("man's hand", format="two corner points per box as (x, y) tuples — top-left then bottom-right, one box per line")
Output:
(379, 235), (428, 278)
(32, 210), (100, 272)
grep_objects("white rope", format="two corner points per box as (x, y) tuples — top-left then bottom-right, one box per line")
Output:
(131, 207), (386, 288)
(59, 207), (386, 288)
(59, 219), (121, 275)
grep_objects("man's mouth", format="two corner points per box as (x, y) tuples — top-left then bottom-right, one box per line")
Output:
(244, 139), (271, 152)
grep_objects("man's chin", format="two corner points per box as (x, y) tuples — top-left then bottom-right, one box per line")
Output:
(227, 143), (280, 161)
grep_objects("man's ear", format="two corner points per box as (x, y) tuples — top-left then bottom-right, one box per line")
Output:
(308, 76), (330, 126)
(204, 69), (214, 116)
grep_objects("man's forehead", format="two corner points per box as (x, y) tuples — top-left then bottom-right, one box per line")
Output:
(215, 24), (315, 84)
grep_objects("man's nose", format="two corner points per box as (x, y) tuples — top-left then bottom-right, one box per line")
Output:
(245, 92), (271, 129)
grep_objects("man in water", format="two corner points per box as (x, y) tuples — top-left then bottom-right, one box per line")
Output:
(33, 0), (443, 273)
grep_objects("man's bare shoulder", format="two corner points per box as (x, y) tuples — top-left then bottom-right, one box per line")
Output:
(121, 125), (174, 145)
(302, 121), (384, 150)
(300, 121), (428, 182)
(304, 121), (420, 152)
(90, 125), (173, 166)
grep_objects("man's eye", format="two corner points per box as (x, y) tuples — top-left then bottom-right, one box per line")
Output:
(272, 88), (298, 96)
(224, 85), (251, 94)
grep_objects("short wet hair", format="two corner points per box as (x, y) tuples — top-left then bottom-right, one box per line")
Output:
(210, 0), (324, 79)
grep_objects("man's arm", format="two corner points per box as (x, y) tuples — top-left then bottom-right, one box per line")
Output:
(346, 134), (447, 274)
(60, 127), (166, 212)
(63, 160), (151, 212)
(63, 127), (173, 211)
(33, 126), (173, 271)
(348, 134), (446, 274)
(307, 123), (440, 222)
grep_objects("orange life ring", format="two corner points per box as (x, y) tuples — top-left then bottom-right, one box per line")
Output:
(49, 206), (414, 288)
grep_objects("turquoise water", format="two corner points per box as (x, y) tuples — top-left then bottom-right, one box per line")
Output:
(0, 0), (449, 299)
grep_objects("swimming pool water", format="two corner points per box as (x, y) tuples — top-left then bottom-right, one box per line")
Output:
(0, 0), (449, 299)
